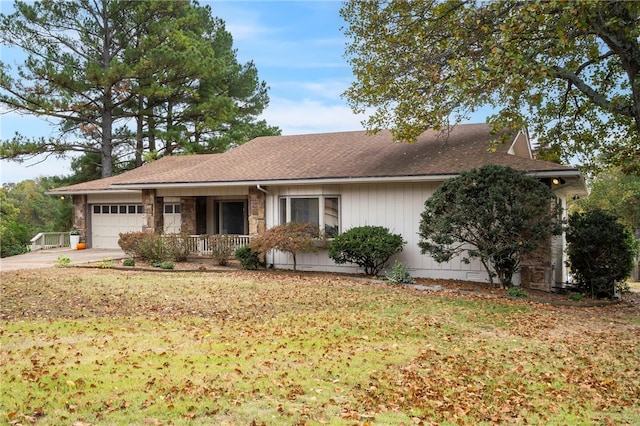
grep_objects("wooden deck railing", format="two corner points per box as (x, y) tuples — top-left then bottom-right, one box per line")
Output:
(187, 234), (251, 256)
(30, 232), (70, 251)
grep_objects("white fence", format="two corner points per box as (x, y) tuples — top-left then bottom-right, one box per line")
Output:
(30, 232), (70, 251)
(187, 234), (251, 256)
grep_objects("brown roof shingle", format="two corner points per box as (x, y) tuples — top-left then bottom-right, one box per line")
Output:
(51, 123), (580, 193)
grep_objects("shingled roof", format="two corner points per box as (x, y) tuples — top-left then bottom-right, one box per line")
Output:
(50, 123), (583, 193)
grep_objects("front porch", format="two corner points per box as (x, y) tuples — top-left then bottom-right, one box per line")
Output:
(69, 186), (266, 250)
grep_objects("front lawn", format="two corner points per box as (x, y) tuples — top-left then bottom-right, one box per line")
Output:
(1, 269), (638, 425)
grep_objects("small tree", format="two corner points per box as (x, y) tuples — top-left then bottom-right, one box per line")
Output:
(418, 165), (562, 287)
(566, 209), (636, 298)
(328, 225), (405, 276)
(250, 222), (318, 271)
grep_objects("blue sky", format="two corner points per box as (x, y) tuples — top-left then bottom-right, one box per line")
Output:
(0, 1), (488, 184)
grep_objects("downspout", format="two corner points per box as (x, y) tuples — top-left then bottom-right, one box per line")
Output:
(256, 184), (269, 194)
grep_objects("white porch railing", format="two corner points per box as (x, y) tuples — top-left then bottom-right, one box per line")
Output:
(188, 234), (251, 256)
(30, 232), (70, 251)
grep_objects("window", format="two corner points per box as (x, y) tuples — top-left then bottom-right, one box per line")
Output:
(279, 196), (340, 237)
(92, 204), (144, 214)
(164, 204), (181, 214)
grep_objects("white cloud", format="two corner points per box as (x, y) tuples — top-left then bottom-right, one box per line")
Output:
(261, 97), (368, 135)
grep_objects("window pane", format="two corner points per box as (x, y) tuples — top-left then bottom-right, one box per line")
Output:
(324, 197), (339, 237)
(164, 204), (173, 214)
(279, 198), (287, 224)
(174, 204), (181, 214)
(93, 205), (100, 214)
(110, 205), (118, 214)
(291, 198), (319, 226)
(102, 205), (109, 214)
(119, 205), (127, 214)
(137, 205), (144, 214)
(128, 205), (136, 214)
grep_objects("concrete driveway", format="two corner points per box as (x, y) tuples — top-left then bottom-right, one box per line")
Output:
(0, 248), (126, 271)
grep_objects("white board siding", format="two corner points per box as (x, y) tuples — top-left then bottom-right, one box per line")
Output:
(265, 182), (494, 281)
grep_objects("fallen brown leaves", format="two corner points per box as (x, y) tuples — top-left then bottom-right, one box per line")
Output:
(1, 268), (639, 425)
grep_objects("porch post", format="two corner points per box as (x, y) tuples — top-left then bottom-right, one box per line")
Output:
(142, 189), (163, 233)
(180, 197), (197, 234)
(248, 187), (266, 235)
(71, 194), (87, 242)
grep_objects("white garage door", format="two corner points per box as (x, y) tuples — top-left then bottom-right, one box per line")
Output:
(91, 204), (144, 248)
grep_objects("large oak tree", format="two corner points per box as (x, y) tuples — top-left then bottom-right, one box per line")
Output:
(0, 0), (279, 178)
(341, 0), (640, 174)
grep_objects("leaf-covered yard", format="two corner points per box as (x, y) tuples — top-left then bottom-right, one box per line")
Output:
(1, 268), (639, 425)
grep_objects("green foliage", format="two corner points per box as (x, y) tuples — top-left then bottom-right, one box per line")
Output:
(328, 225), (405, 276)
(234, 245), (262, 270)
(99, 257), (114, 269)
(574, 167), (640, 233)
(569, 292), (585, 302)
(566, 209), (636, 298)
(152, 261), (175, 270)
(341, 0), (640, 174)
(203, 235), (234, 266)
(418, 165), (562, 288)
(123, 258), (135, 267)
(250, 222), (318, 271)
(385, 260), (414, 284)
(0, 0), (279, 177)
(1, 179), (72, 257)
(55, 256), (71, 267)
(507, 286), (528, 299)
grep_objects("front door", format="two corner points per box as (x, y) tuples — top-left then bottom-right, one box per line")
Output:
(220, 201), (246, 234)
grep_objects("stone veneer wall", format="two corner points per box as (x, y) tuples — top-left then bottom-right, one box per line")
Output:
(520, 237), (553, 292)
(180, 197), (197, 234)
(142, 189), (163, 233)
(248, 187), (266, 235)
(72, 194), (88, 242)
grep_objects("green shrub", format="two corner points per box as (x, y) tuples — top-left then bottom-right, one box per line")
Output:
(55, 255), (71, 267)
(328, 225), (405, 276)
(235, 245), (262, 270)
(206, 235), (234, 266)
(385, 260), (414, 284)
(152, 261), (174, 270)
(569, 292), (584, 302)
(507, 286), (528, 299)
(566, 209), (636, 298)
(100, 257), (114, 269)
(123, 258), (135, 267)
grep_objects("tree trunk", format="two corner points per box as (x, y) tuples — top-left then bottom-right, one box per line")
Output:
(100, 0), (113, 178)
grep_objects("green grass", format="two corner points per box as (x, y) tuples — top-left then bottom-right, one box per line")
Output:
(1, 269), (639, 425)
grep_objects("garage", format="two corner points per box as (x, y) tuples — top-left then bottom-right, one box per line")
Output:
(90, 204), (144, 248)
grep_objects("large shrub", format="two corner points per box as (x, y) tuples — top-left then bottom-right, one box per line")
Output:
(250, 222), (318, 271)
(418, 165), (562, 287)
(566, 209), (636, 298)
(328, 225), (405, 275)
(118, 232), (191, 263)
